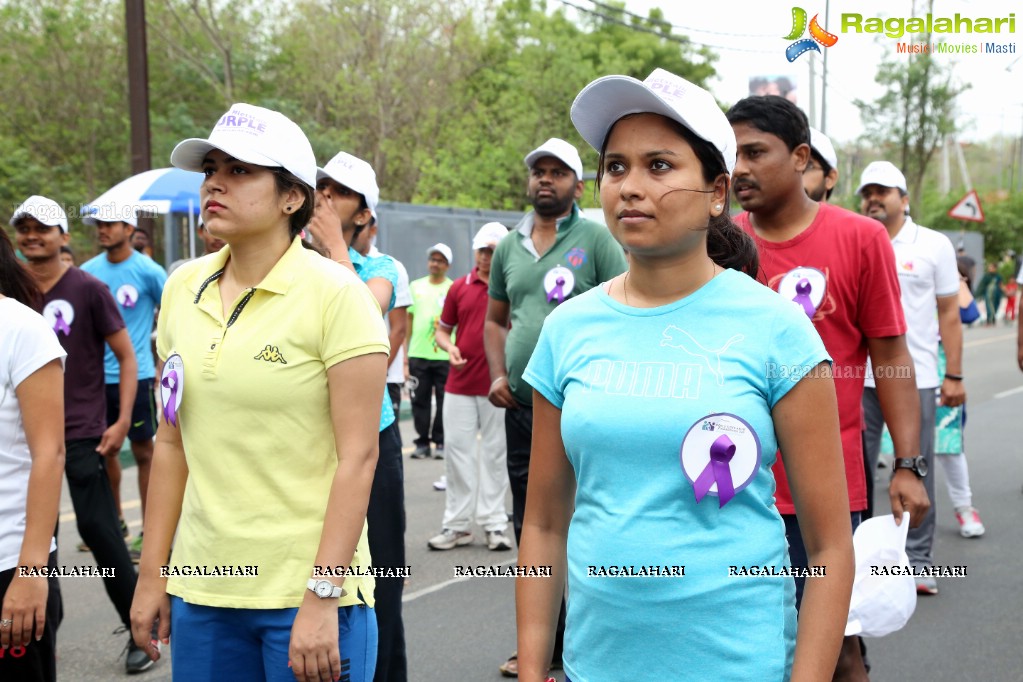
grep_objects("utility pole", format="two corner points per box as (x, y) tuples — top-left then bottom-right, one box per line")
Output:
(808, 53), (817, 128)
(821, 0), (830, 133)
(125, 0), (151, 174)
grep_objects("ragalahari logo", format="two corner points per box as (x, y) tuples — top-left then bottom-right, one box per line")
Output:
(784, 7), (839, 62)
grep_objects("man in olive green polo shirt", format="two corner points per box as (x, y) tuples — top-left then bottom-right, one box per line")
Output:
(484, 137), (627, 677)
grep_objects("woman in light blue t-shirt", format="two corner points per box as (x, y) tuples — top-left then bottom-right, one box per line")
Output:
(515, 69), (854, 682)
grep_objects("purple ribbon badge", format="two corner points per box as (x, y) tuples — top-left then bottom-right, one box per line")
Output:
(546, 276), (566, 304)
(161, 369), (179, 426)
(53, 309), (71, 336)
(692, 434), (737, 508)
(543, 266), (574, 305)
(792, 278), (816, 318)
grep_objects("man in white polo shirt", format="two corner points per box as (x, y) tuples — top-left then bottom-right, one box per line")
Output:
(858, 161), (965, 595)
(803, 127), (839, 203)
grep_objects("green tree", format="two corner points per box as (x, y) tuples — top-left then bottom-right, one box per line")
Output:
(854, 12), (969, 201)
(145, 0), (281, 165)
(414, 0), (716, 210)
(0, 0), (129, 213)
(267, 0), (483, 202)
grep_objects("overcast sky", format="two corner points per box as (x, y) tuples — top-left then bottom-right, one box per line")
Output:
(605, 0), (1022, 145)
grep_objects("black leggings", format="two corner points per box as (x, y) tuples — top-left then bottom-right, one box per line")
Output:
(0, 550), (61, 681)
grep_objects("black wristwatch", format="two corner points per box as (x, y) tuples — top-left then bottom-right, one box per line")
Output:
(893, 456), (928, 478)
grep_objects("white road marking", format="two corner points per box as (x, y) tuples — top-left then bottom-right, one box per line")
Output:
(994, 385), (1023, 399)
(964, 333), (1015, 348)
(403, 557), (518, 603)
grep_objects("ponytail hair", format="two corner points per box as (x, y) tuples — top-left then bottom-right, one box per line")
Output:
(596, 115), (758, 278)
(0, 228), (41, 310)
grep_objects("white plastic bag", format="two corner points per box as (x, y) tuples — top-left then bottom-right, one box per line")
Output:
(845, 512), (917, 637)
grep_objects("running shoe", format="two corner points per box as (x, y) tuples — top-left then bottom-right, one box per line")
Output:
(428, 529), (472, 550)
(955, 506), (986, 538)
(433, 475), (447, 491)
(119, 624), (158, 674)
(487, 530), (513, 551)
(915, 576), (938, 595)
(129, 535), (143, 564)
(433, 445), (444, 460)
(411, 446), (431, 459)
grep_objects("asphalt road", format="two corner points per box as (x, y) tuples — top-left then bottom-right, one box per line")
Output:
(53, 323), (1023, 681)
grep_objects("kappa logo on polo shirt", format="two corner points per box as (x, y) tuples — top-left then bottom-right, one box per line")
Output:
(254, 345), (287, 364)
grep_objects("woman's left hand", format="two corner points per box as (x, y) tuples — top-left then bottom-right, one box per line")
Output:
(1, 573), (48, 649)
(289, 599), (340, 682)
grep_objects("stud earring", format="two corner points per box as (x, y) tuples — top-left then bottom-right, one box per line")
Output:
(715, 204), (722, 210)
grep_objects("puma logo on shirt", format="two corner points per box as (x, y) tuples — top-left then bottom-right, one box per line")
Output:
(660, 326), (744, 387)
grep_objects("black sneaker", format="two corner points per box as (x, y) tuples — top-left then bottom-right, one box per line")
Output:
(118, 625), (158, 674)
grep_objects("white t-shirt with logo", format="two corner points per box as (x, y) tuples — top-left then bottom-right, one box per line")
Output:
(866, 217), (959, 390)
(0, 298), (67, 571)
(371, 247), (412, 384)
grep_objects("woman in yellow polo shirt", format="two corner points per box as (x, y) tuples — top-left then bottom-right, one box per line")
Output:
(129, 104), (389, 682)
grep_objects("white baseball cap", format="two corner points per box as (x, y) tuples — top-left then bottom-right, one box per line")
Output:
(81, 203), (139, 228)
(809, 127), (838, 171)
(856, 161), (908, 195)
(427, 243), (453, 265)
(571, 68), (737, 174)
(524, 138), (584, 179)
(317, 152), (380, 219)
(10, 195), (69, 233)
(472, 222), (508, 251)
(170, 103), (317, 188)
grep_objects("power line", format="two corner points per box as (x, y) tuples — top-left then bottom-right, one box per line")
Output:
(587, 0), (776, 38)
(557, 0), (776, 54)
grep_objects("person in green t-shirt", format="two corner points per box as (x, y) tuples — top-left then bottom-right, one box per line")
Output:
(408, 244), (454, 459)
(483, 137), (627, 677)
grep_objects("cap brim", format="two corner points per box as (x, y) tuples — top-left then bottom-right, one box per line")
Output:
(10, 211), (67, 232)
(571, 76), (688, 152)
(316, 166), (378, 219)
(170, 138), (280, 174)
(523, 150), (575, 174)
(855, 179), (898, 195)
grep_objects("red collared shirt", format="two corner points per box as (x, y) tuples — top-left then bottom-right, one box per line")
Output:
(439, 267), (491, 396)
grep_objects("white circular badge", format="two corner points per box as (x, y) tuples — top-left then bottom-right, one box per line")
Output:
(42, 299), (75, 336)
(679, 413), (762, 506)
(116, 284), (140, 309)
(543, 266), (575, 304)
(160, 353), (185, 426)
(777, 266), (826, 319)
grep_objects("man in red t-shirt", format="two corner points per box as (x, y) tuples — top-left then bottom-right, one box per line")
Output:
(427, 223), (513, 553)
(726, 97), (929, 680)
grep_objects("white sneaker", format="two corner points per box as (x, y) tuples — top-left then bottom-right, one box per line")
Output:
(955, 506), (985, 538)
(486, 530), (513, 551)
(433, 475), (447, 491)
(428, 529), (472, 550)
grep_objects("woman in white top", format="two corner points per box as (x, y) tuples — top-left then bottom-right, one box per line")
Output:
(0, 227), (66, 681)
